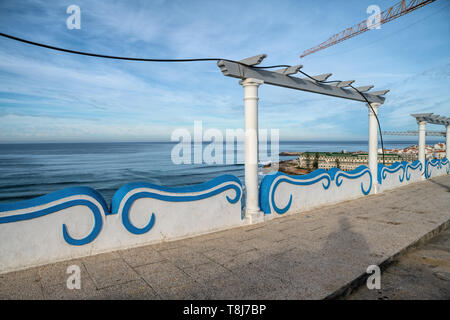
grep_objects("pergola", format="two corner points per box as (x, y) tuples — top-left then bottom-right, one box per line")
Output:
(410, 113), (450, 178)
(217, 54), (390, 222)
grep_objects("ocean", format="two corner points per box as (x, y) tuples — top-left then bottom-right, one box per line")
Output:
(0, 140), (443, 204)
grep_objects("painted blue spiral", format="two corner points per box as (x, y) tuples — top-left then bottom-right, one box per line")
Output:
(0, 187), (108, 246)
(443, 158), (450, 174)
(111, 174), (242, 234)
(405, 160), (422, 181)
(378, 162), (405, 185)
(334, 166), (372, 195)
(259, 169), (331, 215)
(426, 159), (441, 178)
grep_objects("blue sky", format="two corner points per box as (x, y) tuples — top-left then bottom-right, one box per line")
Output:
(0, 0), (449, 142)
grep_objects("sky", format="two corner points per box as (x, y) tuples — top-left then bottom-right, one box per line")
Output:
(0, 0), (449, 143)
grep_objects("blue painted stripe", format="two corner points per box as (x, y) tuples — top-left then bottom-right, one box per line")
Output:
(259, 170), (332, 215)
(0, 186), (108, 246)
(426, 158), (446, 178)
(377, 162), (405, 185)
(112, 175), (242, 234)
(0, 175), (243, 242)
(270, 173), (331, 215)
(0, 186), (109, 214)
(0, 199), (103, 246)
(260, 166), (373, 215)
(111, 174), (242, 214)
(335, 165), (372, 195)
(119, 184), (241, 234)
(405, 160), (422, 181)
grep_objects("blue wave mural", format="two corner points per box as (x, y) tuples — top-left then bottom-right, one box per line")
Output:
(111, 174), (242, 235)
(405, 160), (423, 181)
(0, 187), (109, 246)
(260, 166), (371, 215)
(426, 158), (449, 178)
(443, 158), (450, 174)
(0, 174), (242, 244)
(330, 165), (372, 195)
(377, 162), (405, 185)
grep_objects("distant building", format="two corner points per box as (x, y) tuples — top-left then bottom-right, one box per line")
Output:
(295, 143), (446, 172)
(297, 152), (402, 171)
(381, 143), (447, 161)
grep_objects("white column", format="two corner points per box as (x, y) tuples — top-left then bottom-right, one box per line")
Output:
(368, 103), (379, 194)
(240, 78), (264, 224)
(446, 125), (450, 160)
(418, 120), (426, 179)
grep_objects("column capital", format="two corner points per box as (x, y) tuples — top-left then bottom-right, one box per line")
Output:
(368, 102), (381, 108)
(417, 120), (427, 126)
(367, 103), (379, 115)
(239, 78), (264, 87)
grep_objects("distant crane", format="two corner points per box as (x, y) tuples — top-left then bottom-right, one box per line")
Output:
(300, 0), (437, 58)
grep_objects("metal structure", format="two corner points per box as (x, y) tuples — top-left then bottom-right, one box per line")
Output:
(300, 0), (437, 58)
(410, 113), (450, 176)
(218, 54), (389, 222)
(383, 130), (446, 136)
(410, 113), (450, 125)
(217, 56), (387, 104)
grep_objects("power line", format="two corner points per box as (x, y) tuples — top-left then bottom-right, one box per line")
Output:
(298, 69), (386, 164)
(0, 31), (387, 164)
(0, 32), (289, 69)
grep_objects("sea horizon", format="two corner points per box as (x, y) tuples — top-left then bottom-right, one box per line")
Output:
(0, 139), (445, 204)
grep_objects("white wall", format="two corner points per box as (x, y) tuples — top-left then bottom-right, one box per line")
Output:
(260, 159), (448, 218)
(0, 159), (448, 274)
(260, 165), (372, 217)
(377, 161), (425, 193)
(0, 175), (243, 274)
(426, 158), (449, 179)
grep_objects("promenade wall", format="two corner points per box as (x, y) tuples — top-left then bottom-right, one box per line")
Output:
(0, 158), (448, 274)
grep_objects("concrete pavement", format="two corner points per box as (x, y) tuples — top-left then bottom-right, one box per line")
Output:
(347, 225), (450, 299)
(1, 175), (449, 299)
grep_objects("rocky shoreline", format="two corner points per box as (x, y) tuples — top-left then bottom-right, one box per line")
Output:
(263, 157), (311, 175)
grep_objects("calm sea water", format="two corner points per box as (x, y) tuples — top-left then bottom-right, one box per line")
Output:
(0, 140), (442, 204)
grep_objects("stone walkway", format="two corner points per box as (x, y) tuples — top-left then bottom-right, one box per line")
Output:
(1, 176), (449, 300)
(347, 225), (450, 300)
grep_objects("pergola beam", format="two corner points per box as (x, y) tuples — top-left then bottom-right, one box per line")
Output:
(217, 60), (386, 104)
(411, 113), (450, 126)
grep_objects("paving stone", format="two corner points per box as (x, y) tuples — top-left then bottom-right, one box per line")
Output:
(39, 258), (87, 288)
(158, 247), (212, 269)
(140, 267), (194, 291)
(0, 267), (43, 300)
(82, 251), (121, 264)
(134, 260), (182, 276)
(42, 275), (98, 299)
(182, 262), (234, 284)
(119, 246), (166, 268)
(93, 279), (160, 300)
(154, 280), (213, 299)
(83, 258), (139, 289)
